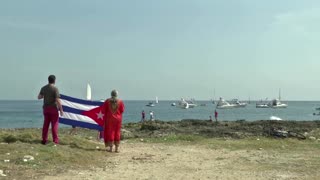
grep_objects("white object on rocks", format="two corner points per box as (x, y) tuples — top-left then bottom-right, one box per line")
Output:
(140, 139), (144, 142)
(96, 146), (100, 149)
(4, 160), (10, 163)
(257, 138), (260, 141)
(23, 155), (35, 161)
(0, 170), (6, 177)
(309, 136), (316, 140)
(6, 153), (10, 156)
(23, 159), (28, 162)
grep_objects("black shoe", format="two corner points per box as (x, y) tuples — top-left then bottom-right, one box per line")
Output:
(41, 141), (47, 145)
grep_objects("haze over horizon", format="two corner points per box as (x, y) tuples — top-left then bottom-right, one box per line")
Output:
(1, 0), (320, 101)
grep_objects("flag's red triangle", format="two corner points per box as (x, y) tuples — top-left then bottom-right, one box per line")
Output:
(82, 106), (104, 126)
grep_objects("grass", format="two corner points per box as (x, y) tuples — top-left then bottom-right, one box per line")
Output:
(1, 128), (320, 179)
(0, 128), (108, 179)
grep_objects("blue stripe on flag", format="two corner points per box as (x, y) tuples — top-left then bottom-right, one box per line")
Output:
(62, 105), (83, 115)
(59, 118), (103, 131)
(60, 94), (104, 106)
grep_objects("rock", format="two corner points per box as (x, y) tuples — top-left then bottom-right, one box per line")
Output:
(257, 138), (260, 141)
(6, 153), (10, 156)
(258, 148), (263, 150)
(23, 159), (28, 162)
(121, 129), (134, 140)
(4, 160), (10, 163)
(140, 139), (144, 142)
(309, 136), (316, 140)
(96, 146), (100, 149)
(23, 155), (35, 161)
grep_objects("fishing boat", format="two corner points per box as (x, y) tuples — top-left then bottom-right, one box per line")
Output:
(146, 102), (155, 107)
(268, 89), (288, 108)
(177, 98), (197, 109)
(216, 98), (236, 109)
(256, 98), (270, 108)
(230, 99), (247, 108)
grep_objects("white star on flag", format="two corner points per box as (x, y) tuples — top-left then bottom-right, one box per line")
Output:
(96, 111), (104, 120)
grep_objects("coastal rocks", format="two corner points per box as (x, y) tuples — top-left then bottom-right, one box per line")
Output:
(0, 170), (6, 177)
(309, 136), (316, 140)
(121, 129), (134, 140)
(4, 160), (10, 163)
(23, 155), (35, 162)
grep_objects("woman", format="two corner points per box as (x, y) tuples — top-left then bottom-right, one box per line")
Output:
(103, 90), (125, 153)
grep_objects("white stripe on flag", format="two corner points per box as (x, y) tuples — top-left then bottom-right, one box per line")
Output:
(60, 112), (98, 124)
(61, 99), (99, 110)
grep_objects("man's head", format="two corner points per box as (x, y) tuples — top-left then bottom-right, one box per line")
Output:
(48, 75), (56, 84)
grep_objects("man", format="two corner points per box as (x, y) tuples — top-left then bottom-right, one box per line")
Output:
(38, 75), (63, 145)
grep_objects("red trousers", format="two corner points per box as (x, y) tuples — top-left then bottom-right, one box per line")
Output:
(42, 106), (59, 144)
(104, 119), (121, 146)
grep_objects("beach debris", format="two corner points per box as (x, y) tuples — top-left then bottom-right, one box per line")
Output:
(309, 136), (316, 140)
(140, 138), (144, 142)
(96, 146), (100, 149)
(258, 148), (263, 150)
(4, 160), (10, 163)
(270, 116), (282, 121)
(6, 153), (10, 155)
(23, 155), (35, 161)
(256, 138), (260, 141)
(0, 170), (6, 177)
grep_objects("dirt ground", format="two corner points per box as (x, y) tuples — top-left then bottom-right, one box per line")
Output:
(43, 141), (320, 180)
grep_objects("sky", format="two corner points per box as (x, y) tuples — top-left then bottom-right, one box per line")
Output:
(0, 0), (320, 101)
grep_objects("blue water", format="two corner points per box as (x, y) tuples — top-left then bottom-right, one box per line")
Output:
(0, 100), (320, 129)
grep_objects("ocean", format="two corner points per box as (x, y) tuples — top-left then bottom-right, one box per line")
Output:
(0, 100), (320, 129)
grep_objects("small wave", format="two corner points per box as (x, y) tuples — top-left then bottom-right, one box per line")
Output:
(270, 116), (282, 121)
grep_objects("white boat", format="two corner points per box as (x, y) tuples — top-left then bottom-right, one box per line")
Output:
(177, 98), (197, 109)
(146, 102), (155, 107)
(256, 98), (270, 108)
(171, 103), (176, 106)
(230, 99), (247, 108)
(86, 84), (92, 100)
(268, 89), (288, 108)
(216, 98), (236, 109)
(268, 99), (288, 108)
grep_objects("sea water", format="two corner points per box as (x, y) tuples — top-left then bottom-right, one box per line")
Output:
(0, 100), (320, 129)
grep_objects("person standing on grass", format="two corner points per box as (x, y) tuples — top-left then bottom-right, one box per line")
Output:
(141, 110), (145, 122)
(38, 75), (64, 145)
(103, 90), (125, 153)
(214, 109), (218, 123)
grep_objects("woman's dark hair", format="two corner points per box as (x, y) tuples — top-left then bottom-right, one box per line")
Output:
(48, 75), (56, 84)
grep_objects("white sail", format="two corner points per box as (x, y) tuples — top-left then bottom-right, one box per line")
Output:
(155, 96), (159, 104)
(86, 84), (92, 100)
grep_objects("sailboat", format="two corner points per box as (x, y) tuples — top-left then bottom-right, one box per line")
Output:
(155, 96), (159, 104)
(86, 83), (92, 101)
(268, 89), (288, 108)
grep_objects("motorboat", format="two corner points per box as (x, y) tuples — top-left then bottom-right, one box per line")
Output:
(171, 103), (176, 106)
(268, 99), (288, 108)
(256, 99), (270, 108)
(230, 99), (247, 108)
(146, 102), (155, 107)
(216, 98), (236, 109)
(177, 98), (197, 109)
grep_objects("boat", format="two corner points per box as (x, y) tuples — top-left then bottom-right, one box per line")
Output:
(177, 98), (197, 109)
(256, 98), (270, 108)
(268, 89), (288, 108)
(315, 107), (320, 111)
(230, 99), (247, 108)
(146, 102), (155, 107)
(216, 98), (236, 109)
(155, 97), (159, 104)
(171, 103), (176, 106)
(268, 99), (288, 108)
(86, 84), (92, 101)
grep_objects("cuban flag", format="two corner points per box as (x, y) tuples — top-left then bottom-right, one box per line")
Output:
(59, 94), (105, 131)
